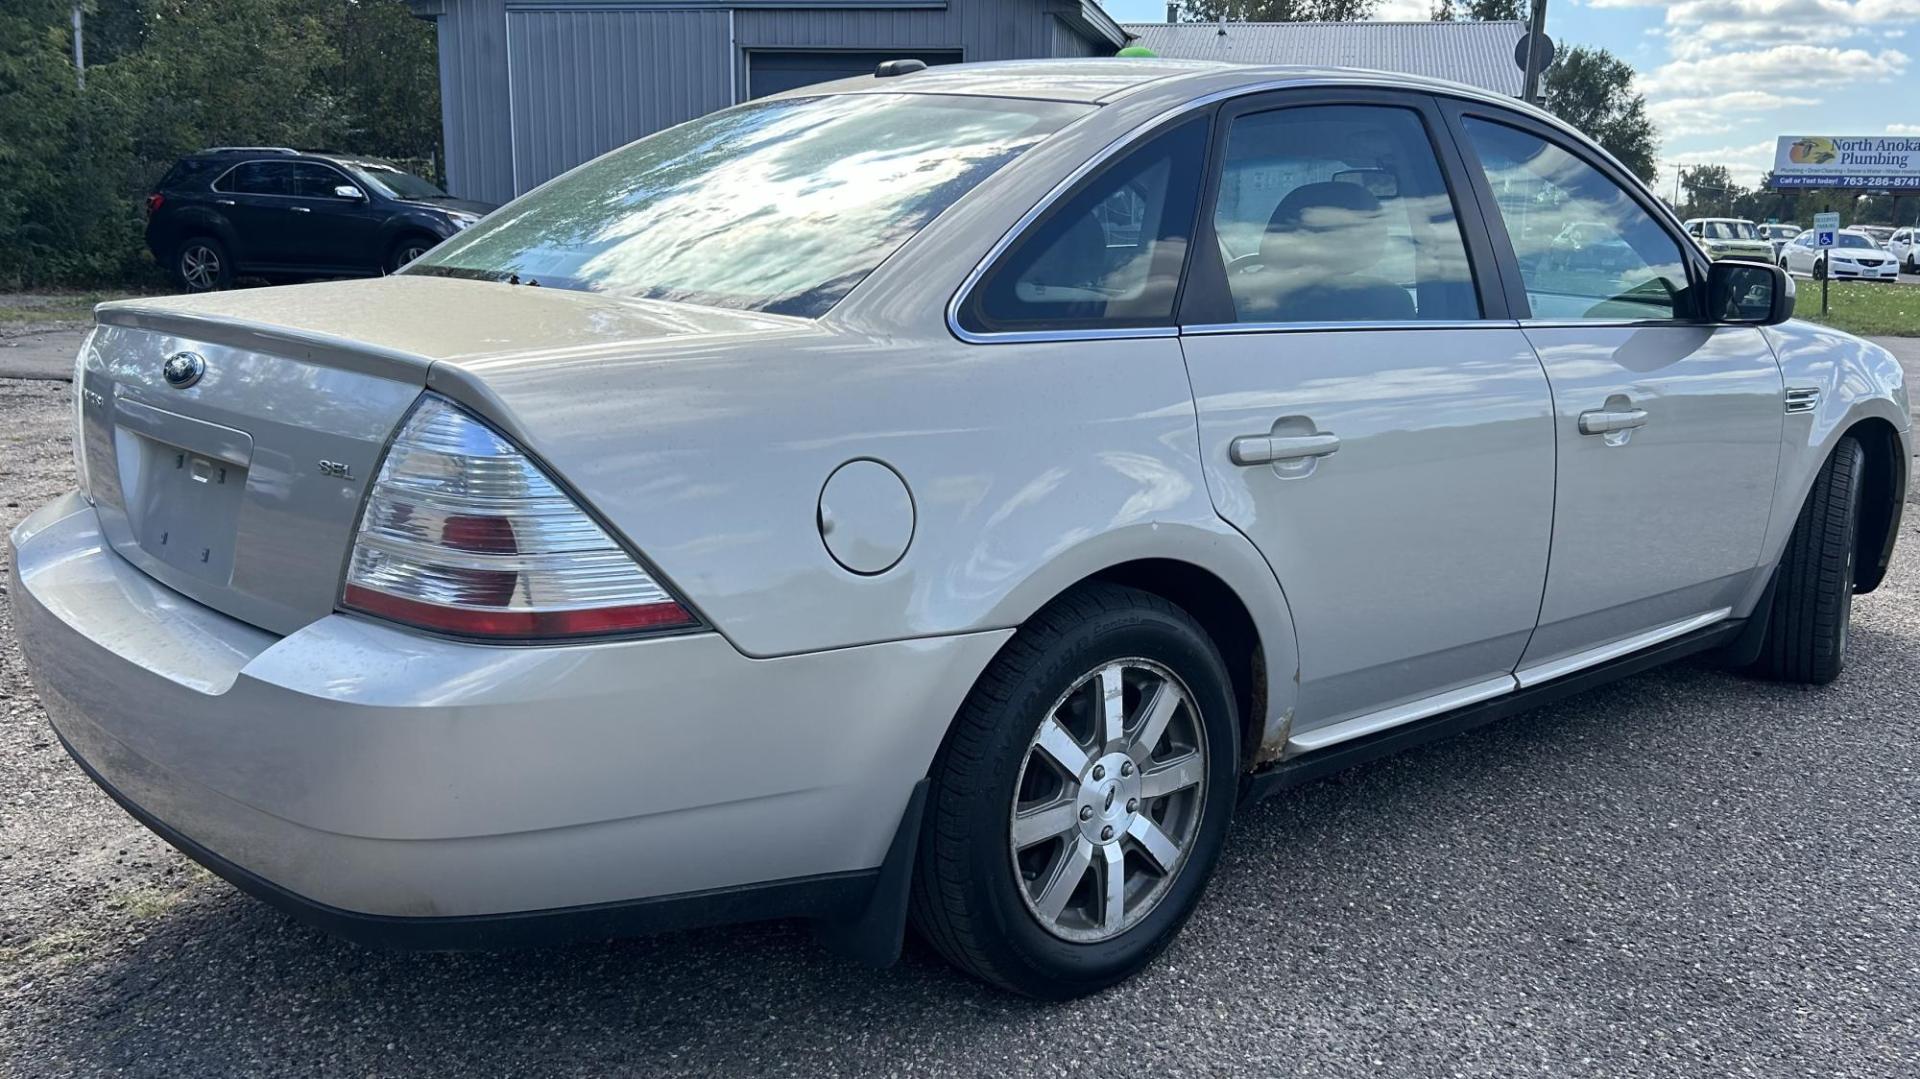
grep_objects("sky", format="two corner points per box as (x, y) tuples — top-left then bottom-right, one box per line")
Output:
(1099, 0), (1920, 196)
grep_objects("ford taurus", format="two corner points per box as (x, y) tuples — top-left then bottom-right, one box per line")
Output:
(10, 60), (1910, 998)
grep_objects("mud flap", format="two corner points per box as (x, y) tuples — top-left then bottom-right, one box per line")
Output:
(813, 777), (928, 968)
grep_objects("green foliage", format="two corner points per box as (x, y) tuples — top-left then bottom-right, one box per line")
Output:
(1680, 163), (1742, 219)
(1431, 1), (1527, 20)
(1794, 280), (1920, 338)
(0, 0), (440, 288)
(1180, 0), (1379, 21)
(1542, 45), (1658, 184)
(1728, 179), (1917, 228)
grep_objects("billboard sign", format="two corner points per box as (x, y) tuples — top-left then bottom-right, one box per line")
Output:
(1771, 136), (1920, 189)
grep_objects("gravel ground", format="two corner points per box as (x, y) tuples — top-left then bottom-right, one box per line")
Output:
(2, 376), (1917, 1077)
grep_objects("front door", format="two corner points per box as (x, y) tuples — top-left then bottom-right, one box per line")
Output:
(1448, 109), (1783, 679)
(1178, 92), (1557, 743)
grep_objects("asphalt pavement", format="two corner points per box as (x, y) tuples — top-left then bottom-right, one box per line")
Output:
(2, 374), (1918, 1076)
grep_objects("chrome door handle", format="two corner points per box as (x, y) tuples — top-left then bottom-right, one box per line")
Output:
(1230, 432), (1341, 466)
(213, 198), (235, 206)
(1578, 408), (1648, 436)
(289, 206), (311, 213)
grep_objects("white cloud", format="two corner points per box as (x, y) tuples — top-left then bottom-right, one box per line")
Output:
(1370, 0), (1434, 18)
(1660, 138), (1781, 187)
(1648, 89), (1820, 138)
(1889, 122), (1920, 133)
(1641, 43), (1908, 97)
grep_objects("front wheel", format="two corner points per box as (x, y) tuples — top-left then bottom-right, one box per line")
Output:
(909, 585), (1240, 998)
(386, 234), (438, 274)
(1748, 436), (1865, 684)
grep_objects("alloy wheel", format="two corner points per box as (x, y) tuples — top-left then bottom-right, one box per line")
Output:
(180, 244), (221, 290)
(1008, 659), (1207, 943)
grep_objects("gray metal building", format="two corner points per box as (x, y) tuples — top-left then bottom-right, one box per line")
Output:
(407, 0), (1129, 203)
(1122, 19), (1527, 96)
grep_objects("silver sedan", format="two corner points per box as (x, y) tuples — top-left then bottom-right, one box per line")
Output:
(10, 59), (1911, 998)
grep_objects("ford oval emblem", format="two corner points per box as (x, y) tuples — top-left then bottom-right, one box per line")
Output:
(162, 351), (205, 389)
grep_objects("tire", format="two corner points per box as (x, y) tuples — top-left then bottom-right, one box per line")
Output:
(1748, 436), (1866, 684)
(909, 584), (1240, 998)
(1813, 256), (1828, 281)
(387, 234), (438, 273)
(173, 235), (231, 292)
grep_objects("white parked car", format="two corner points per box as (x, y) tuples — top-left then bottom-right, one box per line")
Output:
(1890, 226), (1918, 274)
(1781, 228), (1901, 280)
(1683, 217), (1774, 262)
(10, 59), (1913, 998)
(1758, 222), (1801, 260)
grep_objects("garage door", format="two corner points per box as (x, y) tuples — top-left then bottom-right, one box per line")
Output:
(747, 50), (963, 99)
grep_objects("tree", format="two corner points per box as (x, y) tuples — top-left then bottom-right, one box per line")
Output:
(1679, 164), (1745, 219)
(1181, 0), (1378, 21)
(1541, 45), (1659, 184)
(1431, 1), (1526, 20)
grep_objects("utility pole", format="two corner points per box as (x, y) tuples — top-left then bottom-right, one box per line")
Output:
(71, 3), (86, 90)
(1521, 0), (1548, 105)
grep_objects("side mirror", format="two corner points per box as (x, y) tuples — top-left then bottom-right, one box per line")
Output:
(333, 184), (365, 200)
(1707, 260), (1793, 326)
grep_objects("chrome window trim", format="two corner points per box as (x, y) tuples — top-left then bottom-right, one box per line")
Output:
(1519, 318), (1691, 330)
(1181, 319), (1520, 336)
(211, 158), (359, 201)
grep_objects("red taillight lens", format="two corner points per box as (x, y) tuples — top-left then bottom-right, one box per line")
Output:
(342, 395), (698, 640)
(145, 193), (164, 218)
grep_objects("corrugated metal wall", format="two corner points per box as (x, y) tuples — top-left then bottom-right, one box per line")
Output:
(425, 1), (1111, 202)
(436, 0), (514, 204)
(506, 8), (735, 193)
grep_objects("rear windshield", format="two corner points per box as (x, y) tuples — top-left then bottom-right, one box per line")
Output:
(406, 93), (1091, 317)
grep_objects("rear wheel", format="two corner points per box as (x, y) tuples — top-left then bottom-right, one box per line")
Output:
(387, 234), (437, 273)
(1748, 436), (1865, 684)
(909, 585), (1239, 998)
(173, 236), (230, 292)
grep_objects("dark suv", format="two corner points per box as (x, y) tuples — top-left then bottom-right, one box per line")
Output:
(145, 148), (497, 291)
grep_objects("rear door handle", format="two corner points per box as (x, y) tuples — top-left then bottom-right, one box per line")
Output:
(1577, 408), (1648, 435)
(213, 198), (235, 206)
(289, 206), (311, 213)
(1230, 432), (1341, 466)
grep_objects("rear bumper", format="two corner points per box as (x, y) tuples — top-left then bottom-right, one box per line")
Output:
(11, 492), (1007, 938)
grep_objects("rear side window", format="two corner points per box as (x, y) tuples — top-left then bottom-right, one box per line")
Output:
(958, 116), (1210, 334)
(216, 162), (297, 196)
(1208, 104), (1480, 324)
(1459, 118), (1690, 321)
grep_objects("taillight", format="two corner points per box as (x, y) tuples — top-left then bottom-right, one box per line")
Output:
(144, 193), (163, 218)
(342, 394), (698, 639)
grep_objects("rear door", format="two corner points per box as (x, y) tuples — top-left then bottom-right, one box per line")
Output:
(1445, 104), (1783, 681)
(211, 160), (301, 264)
(1177, 89), (1556, 745)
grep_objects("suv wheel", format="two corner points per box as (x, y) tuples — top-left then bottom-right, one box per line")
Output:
(910, 585), (1239, 998)
(174, 237), (230, 292)
(387, 235), (437, 274)
(1748, 436), (1865, 684)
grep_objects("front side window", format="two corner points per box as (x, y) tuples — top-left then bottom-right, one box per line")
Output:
(1209, 104), (1480, 324)
(1461, 117), (1690, 321)
(286, 163), (353, 199)
(960, 116), (1209, 333)
(409, 93), (1089, 318)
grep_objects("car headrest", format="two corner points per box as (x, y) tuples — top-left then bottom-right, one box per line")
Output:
(1261, 181), (1387, 275)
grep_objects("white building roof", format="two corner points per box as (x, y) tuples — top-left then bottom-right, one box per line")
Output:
(1120, 19), (1528, 96)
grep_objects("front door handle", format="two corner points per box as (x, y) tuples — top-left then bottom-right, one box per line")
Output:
(213, 198), (235, 206)
(1578, 407), (1648, 436)
(1230, 432), (1341, 466)
(289, 205), (311, 213)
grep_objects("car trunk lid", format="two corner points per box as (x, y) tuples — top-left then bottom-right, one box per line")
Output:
(80, 276), (810, 635)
